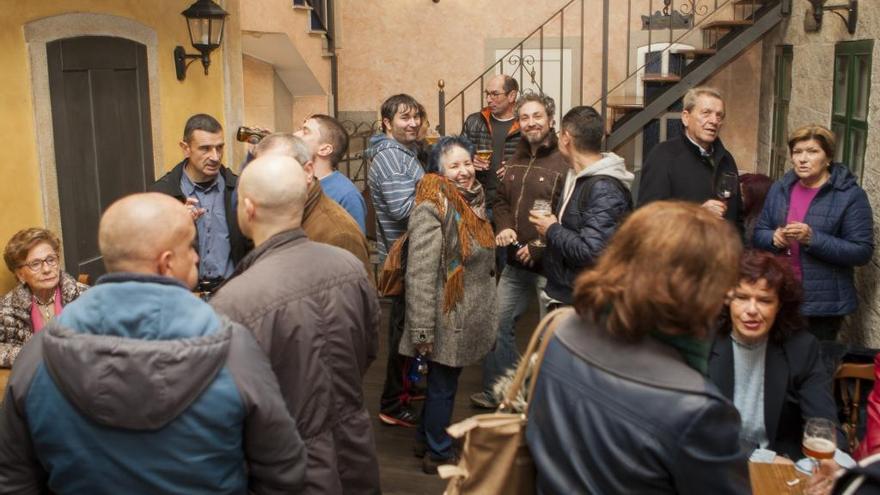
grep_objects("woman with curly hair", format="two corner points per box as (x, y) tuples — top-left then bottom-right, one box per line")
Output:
(0, 228), (88, 368)
(709, 249), (845, 459)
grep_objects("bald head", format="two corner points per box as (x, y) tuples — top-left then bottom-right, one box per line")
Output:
(237, 155), (309, 244)
(254, 133), (312, 164)
(99, 193), (198, 286)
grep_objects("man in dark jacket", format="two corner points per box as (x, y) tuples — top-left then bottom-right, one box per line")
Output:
(637, 87), (743, 231)
(211, 154), (381, 495)
(149, 113), (250, 293)
(0, 193), (305, 494)
(530, 106), (633, 307)
(471, 93), (568, 409)
(461, 74), (521, 205)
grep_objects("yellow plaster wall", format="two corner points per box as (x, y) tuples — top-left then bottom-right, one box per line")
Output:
(0, 0), (234, 292)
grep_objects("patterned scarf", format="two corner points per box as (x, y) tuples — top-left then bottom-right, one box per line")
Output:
(415, 174), (495, 313)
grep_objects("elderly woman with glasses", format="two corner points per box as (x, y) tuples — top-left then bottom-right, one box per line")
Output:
(0, 228), (88, 368)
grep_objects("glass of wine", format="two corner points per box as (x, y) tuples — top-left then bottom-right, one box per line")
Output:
(802, 417), (836, 473)
(715, 171), (739, 202)
(529, 199), (553, 248)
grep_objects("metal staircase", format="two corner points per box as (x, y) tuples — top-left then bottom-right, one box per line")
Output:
(438, 0), (792, 154)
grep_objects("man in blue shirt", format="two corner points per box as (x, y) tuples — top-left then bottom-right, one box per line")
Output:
(294, 114), (367, 234)
(150, 114), (250, 294)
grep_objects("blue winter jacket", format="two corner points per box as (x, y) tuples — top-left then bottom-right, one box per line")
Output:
(754, 164), (874, 316)
(0, 273), (306, 495)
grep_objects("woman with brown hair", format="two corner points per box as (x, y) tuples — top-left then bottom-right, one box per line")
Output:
(526, 201), (749, 494)
(754, 125), (874, 342)
(0, 228), (88, 367)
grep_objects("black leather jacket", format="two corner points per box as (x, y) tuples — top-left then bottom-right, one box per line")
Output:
(526, 314), (750, 494)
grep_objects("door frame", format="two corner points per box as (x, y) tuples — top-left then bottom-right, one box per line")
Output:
(24, 13), (163, 255)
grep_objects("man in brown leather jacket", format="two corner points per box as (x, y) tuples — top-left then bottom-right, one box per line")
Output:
(211, 155), (381, 495)
(471, 93), (569, 409)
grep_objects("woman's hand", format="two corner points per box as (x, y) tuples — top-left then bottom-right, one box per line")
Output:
(772, 227), (791, 249)
(415, 343), (433, 356)
(784, 222), (813, 245)
(529, 212), (558, 237)
(804, 459), (838, 495)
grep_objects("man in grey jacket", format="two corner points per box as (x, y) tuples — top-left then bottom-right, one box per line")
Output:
(211, 155), (381, 495)
(0, 193), (305, 494)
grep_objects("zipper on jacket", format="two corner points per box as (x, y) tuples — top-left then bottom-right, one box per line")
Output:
(513, 154), (537, 229)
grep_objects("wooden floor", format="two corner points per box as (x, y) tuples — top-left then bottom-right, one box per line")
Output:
(364, 297), (540, 495)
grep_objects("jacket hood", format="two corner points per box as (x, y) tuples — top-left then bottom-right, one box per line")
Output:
(576, 152), (634, 188)
(45, 274), (231, 430)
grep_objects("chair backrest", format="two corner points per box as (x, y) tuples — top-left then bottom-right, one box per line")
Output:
(835, 363), (876, 453)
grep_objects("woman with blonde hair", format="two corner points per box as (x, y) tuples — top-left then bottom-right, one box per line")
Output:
(527, 201), (749, 494)
(0, 228), (88, 367)
(754, 124), (874, 342)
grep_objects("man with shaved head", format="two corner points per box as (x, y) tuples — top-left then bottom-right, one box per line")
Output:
(211, 155), (381, 495)
(0, 193), (306, 494)
(254, 133), (371, 272)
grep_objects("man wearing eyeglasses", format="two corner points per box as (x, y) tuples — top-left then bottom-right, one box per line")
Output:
(461, 74), (521, 207)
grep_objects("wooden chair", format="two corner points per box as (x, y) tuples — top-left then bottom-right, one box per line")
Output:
(834, 363), (876, 453)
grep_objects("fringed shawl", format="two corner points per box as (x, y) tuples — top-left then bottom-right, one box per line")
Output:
(414, 174), (495, 313)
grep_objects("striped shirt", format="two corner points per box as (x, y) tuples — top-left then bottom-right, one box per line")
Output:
(367, 135), (424, 261)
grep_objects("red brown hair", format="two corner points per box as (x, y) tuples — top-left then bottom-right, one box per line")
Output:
(573, 201), (742, 340)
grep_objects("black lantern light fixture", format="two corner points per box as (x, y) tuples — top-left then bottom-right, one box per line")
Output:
(174, 0), (229, 81)
(806, 0), (858, 35)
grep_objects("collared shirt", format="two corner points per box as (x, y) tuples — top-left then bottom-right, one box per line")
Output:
(180, 168), (234, 279)
(684, 132), (714, 159)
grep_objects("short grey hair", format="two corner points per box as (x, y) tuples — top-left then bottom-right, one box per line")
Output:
(514, 93), (556, 121)
(254, 133), (311, 165)
(683, 87), (723, 112)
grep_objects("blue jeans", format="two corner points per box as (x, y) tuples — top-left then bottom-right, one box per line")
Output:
(417, 362), (462, 460)
(481, 264), (546, 395)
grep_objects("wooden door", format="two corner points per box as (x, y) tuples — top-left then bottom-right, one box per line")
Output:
(47, 36), (154, 281)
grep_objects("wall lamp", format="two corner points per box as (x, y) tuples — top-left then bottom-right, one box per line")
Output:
(806, 0), (858, 35)
(174, 0), (229, 81)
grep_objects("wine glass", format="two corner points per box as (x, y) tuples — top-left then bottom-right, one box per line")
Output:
(715, 171), (739, 202)
(802, 417), (836, 473)
(529, 199), (553, 247)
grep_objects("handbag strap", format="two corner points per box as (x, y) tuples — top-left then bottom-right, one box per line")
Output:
(500, 306), (574, 413)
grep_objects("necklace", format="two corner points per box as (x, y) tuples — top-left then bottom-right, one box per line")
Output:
(33, 292), (56, 322)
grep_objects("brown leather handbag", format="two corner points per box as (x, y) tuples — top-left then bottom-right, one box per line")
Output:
(438, 307), (575, 495)
(377, 233), (408, 297)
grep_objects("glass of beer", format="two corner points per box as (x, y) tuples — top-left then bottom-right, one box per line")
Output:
(529, 199), (553, 247)
(475, 149), (493, 163)
(802, 417), (836, 473)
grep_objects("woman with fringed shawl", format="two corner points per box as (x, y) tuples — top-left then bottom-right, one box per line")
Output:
(399, 135), (498, 473)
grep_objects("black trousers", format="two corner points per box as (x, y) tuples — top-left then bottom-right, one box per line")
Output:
(380, 294), (410, 413)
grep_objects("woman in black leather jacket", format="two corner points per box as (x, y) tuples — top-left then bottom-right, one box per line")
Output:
(526, 201), (750, 494)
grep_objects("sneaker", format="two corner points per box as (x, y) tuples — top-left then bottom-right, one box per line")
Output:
(422, 454), (458, 475)
(378, 408), (419, 428)
(413, 439), (427, 458)
(469, 391), (498, 410)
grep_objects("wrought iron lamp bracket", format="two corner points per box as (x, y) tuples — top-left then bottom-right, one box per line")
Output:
(809, 0), (858, 35)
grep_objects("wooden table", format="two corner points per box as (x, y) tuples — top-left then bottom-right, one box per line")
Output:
(750, 461), (809, 495)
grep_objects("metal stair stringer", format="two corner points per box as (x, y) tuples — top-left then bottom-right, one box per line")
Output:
(606, 1), (785, 150)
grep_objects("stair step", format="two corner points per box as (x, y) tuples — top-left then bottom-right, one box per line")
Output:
(702, 20), (754, 30)
(732, 0), (767, 4)
(606, 102), (644, 111)
(671, 48), (717, 58)
(642, 74), (682, 83)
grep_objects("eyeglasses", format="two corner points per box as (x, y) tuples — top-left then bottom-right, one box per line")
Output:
(20, 255), (59, 273)
(484, 90), (510, 99)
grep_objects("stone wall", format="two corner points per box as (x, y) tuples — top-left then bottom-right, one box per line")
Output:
(755, 2), (880, 346)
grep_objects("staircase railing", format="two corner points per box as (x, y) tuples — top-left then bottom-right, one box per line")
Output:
(438, 0), (779, 144)
(438, 0), (585, 135)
